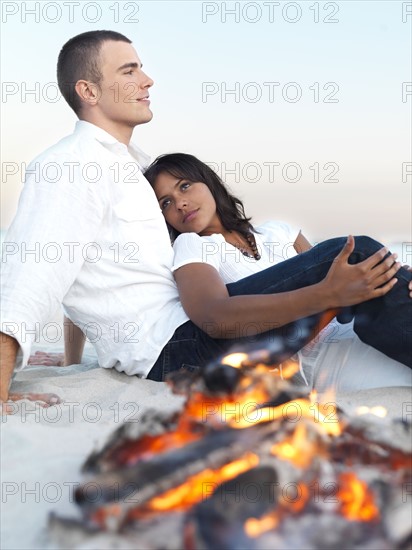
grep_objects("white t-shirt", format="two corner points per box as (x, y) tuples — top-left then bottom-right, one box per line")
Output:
(172, 221), (301, 283)
(1, 121), (188, 376)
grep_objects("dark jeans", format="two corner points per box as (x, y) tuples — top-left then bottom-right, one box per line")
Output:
(147, 236), (412, 381)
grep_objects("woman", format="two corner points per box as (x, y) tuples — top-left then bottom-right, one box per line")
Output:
(38, 154), (411, 392)
(143, 153), (411, 392)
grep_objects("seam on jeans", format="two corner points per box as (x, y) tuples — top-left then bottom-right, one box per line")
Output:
(170, 338), (197, 344)
(269, 259), (337, 288)
(163, 342), (170, 378)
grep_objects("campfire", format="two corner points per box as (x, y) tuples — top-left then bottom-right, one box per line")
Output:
(50, 347), (412, 549)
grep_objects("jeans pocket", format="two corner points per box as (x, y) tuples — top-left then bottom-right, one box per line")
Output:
(180, 363), (201, 373)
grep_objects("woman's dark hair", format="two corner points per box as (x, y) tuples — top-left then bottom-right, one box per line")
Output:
(144, 153), (255, 241)
(57, 30), (132, 115)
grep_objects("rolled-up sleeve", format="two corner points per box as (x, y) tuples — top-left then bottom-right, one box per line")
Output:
(172, 233), (222, 274)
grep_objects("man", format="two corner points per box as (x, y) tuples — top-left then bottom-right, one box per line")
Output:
(2, 31), (411, 413)
(1, 30), (189, 410)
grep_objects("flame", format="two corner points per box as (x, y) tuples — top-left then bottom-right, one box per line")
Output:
(271, 423), (322, 468)
(143, 452), (260, 512)
(221, 353), (300, 381)
(185, 387), (270, 428)
(221, 352), (249, 368)
(230, 399), (341, 437)
(338, 472), (379, 521)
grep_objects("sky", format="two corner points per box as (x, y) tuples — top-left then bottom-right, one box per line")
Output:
(1, 0), (411, 245)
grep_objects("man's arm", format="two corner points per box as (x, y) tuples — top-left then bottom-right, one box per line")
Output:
(0, 333), (19, 406)
(64, 316), (86, 365)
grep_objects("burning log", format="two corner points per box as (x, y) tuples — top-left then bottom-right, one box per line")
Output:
(82, 408), (182, 474)
(186, 466), (279, 550)
(76, 424), (276, 518)
(50, 351), (412, 549)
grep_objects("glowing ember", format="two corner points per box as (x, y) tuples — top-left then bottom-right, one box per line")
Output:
(245, 512), (279, 538)
(280, 482), (310, 513)
(144, 452), (259, 512)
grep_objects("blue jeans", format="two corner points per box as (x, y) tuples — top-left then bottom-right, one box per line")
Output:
(147, 236), (412, 381)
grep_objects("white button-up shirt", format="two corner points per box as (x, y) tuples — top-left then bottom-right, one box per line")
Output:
(1, 121), (188, 376)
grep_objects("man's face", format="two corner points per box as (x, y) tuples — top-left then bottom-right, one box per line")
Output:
(95, 40), (154, 127)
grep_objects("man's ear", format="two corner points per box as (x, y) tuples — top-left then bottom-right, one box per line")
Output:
(74, 80), (101, 107)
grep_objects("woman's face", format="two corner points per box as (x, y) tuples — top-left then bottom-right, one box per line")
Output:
(153, 171), (224, 235)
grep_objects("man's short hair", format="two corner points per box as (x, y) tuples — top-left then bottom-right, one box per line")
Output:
(57, 30), (132, 115)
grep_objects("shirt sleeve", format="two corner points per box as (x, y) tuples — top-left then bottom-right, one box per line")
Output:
(172, 233), (221, 273)
(0, 152), (106, 370)
(259, 220), (302, 262)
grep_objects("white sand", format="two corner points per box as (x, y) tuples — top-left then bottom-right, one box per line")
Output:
(1, 351), (411, 549)
(1, 355), (185, 550)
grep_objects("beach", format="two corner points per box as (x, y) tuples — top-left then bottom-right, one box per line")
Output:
(1, 338), (411, 549)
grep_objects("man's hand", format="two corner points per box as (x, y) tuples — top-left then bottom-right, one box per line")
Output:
(28, 351), (65, 367)
(1, 334), (63, 414)
(321, 235), (401, 308)
(2, 392), (62, 415)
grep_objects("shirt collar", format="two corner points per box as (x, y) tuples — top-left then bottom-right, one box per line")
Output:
(74, 120), (151, 169)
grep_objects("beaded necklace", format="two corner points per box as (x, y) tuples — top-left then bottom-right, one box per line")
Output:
(228, 231), (261, 261)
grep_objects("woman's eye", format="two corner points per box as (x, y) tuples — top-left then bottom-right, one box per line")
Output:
(161, 199), (171, 210)
(180, 183), (190, 191)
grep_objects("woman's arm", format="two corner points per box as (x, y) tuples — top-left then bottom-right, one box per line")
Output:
(64, 316), (86, 365)
(174, 236), (400, 338)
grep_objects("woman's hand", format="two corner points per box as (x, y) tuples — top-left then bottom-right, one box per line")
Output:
(321, 235), (401, 308)
(28, 351), (65, 367)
